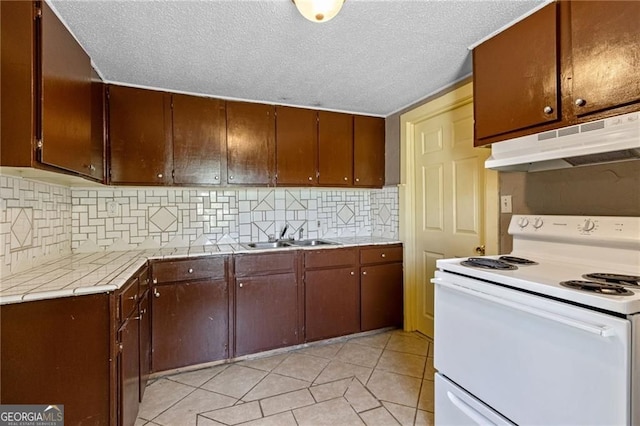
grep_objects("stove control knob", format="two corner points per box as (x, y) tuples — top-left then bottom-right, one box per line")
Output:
(533, 218), (544, 229)
(582, 219), (596, 232)
(517, 217), (529, 228)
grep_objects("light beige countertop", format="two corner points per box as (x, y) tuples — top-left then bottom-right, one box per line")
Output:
(0, 237), (401, 305)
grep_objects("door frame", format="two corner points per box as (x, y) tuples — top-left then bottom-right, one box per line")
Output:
(399, 82), (499, 331)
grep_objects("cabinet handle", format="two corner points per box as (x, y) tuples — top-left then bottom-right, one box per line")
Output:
(575, 98), (586, 107)
(308, 176), (313, 181)
(381, 253), (386, 258)
(118, 343), (123, 352)
(362, 271), (368, 276)
(343, 177), (348, 181)
(188, 268), (193, 274)
(154, 289), (160, 298)
(229, 176), (234, 180)
(355, 178), (360, 182)
(543, 106), (553, 114)
(350, 271), (355, 275)
(128, 294), (138, 301)
(239, 283), (243, 288)
(157, 173), (163, 178)
(152, 278), (157, 284)
(214, 176), (219, 180)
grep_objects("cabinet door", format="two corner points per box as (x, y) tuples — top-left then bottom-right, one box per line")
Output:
(361, 263), (403, 331)
(40, 2), (93, 176)
(276, 106), (318, 186)
(151, 279), (228, 372)
(226, 101), (275, 185)
(353, 116), (385, 187)
(173, 94), (226, 185)
(473, 3), (559, 142)
(570, 1), (640, 117)
(138, 292), (151, 402)
(89, 68), (105, 181)
(305, 267), (359, 342)
(235, 273), (299, 356)
(109, 85), (172, 185)
(318, 111), (353, 186)
(119, 316), (140, 426)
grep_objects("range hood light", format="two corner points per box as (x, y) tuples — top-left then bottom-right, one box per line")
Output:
(293, 0), (345, 23)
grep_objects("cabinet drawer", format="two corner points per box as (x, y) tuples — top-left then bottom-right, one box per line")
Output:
(360, 245), (403, 265)
(234, 252), (297, 277)
(119, 277), (139, 321)
(138, 266), (149, 296)
(305, 247), (357, 269)
(152, 256), (226, 284)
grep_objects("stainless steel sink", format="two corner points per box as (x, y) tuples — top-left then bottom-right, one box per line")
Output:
(287, 239), (336, 247)
(245, 241), (292, 249)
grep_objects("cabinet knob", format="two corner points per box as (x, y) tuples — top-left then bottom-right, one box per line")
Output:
(381, 253), (386, 258)
(239, 283), (243, 288)
(154, 289), (160, 298)
(355, 178), (360, 182)
(362, 271), (368, 276)
(128, 294), (137, 301)
(152, 278), (157, 284)
(229, 176), (234, 180)
(543, 106), (553, 114)
(188, 268), (193, 274)
(308, 176), (313, 181)
(157, 173), (163, 178)
(350, 271), (355, 275)
(343, 177), (348, 181)
(214, 176), (219, 180)
(119, 343), (123, 352)
(575, 98), (586, 107)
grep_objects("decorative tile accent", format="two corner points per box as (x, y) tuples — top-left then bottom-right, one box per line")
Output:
(337, 205), (355, 225)
(149, 206), (178, 232)
(10, 208), (33, 250)
(1, 175), (72, 276)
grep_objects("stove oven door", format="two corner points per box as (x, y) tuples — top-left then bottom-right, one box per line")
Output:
(434, 270), (631, 426)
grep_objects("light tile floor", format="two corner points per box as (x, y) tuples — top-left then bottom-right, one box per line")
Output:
(137, 330), (434, 426)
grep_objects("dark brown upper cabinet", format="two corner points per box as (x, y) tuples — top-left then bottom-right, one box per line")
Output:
(569, 1), (640, 119)
(354, 115), (385, 187)
(473, 1), (640, 146)
(0, 1), (102, 181)
(275, 106), (318, 186)
(172, 94), (226, 186)
(318, 111), (353, 186)
(108, 85), (173, 185)
(226, 101), (276, 186)
(473, 2), (559, 143)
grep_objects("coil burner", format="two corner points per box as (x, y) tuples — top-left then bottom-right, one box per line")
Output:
(460, 257), (518, 271)
(559, 280), (634, 296)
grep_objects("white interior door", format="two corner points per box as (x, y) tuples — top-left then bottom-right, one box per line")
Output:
(400, 83), (497, 338)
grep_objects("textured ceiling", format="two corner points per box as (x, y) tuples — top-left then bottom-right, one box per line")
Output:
(50, 0), (546, 117)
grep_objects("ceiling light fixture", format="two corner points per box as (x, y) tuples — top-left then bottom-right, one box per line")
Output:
(292, 0), (345, 23)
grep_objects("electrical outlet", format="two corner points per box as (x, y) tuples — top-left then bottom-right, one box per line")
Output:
(106, 201), (119, 217)
(500, 195), (512, 214)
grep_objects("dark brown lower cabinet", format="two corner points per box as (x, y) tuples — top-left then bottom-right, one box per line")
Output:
(118, 315), (140, 426)
(233, 251), (300, 356)
(138, 291), (151, 401)
(304, 247), (360, 342)
(234, 273), (299, 356)
(151, 279), (229, 372)
(361, 262), (404, 331)
(305, 267), (360, 341)
(0, 293), (112, 425)
(359, 244), (404, 332)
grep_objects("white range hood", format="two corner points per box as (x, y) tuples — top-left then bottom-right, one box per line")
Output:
(485, 111), (640, 172)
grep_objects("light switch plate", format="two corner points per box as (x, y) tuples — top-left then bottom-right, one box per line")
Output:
(500, 195), (512, 214)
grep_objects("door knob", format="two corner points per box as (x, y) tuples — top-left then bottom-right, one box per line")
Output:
(475, 245), (486, 255)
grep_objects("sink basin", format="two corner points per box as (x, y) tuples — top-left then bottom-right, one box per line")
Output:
(288, 239), (336, 247)
(245, 241), (292, 249)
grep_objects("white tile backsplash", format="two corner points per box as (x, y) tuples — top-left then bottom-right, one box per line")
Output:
(1, 172), (399, 272)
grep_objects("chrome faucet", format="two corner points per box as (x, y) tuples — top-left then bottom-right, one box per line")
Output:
(279, 224), (289, 240)
(298, 227), (304, 240)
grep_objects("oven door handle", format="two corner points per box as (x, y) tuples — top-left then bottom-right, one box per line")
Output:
(447, 391), (502, 425)
(433, 278), (616, 337)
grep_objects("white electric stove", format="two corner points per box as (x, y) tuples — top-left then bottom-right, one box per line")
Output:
(433, 215), (640, 425)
